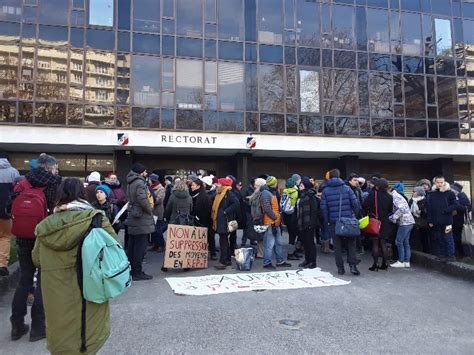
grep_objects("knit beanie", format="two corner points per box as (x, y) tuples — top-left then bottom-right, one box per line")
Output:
(254, 178), (267, 188)
(149, 173), (159, 182)
(165, 176), (173, 183)
(131, 162), (146, 174)
(291, 174), (301, 182)
(416, 179), (431, 189)
(285, 178), (296, 188)
(301, 177), (313, 189)
(96, 184), (111, 197)
(266, 176), (277, 188)
(451, 182), (463, 193)
(0, 152), (8, 159)
(393, 182), (405, 194)
(88, 171), (101, 183)
(29, 159), (37, 170)
(200, 176), (213, 187)
(413, 186), (425, 197)
(218, 177), (233, 187)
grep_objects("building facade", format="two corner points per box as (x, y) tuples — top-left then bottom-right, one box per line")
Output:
(0, 0), (473, 193)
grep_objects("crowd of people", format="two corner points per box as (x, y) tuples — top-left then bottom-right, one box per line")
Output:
(0, 151), (472, 353)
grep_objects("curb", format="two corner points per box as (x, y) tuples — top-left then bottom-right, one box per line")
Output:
(411, 251), (474, 282)
(0, 261), (20, 297)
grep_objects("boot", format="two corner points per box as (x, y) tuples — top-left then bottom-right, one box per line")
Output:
(11, 318), (29, 341)
(321, 241), (332, 254)
(350, 264), (360, 276)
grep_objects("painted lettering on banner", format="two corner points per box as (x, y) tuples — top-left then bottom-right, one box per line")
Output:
(164, 224), (209, 269)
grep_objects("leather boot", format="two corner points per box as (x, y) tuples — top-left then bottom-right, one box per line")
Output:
(11, 317), (29, 341)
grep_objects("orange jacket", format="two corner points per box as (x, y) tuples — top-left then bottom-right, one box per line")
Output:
(262, 192), (281, 226)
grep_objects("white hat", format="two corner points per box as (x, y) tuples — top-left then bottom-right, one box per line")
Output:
(200, 176), (213, 187)
(88, 171), (101, 183)
(254, 178), (267, 187)
(357, 177), (366, 185)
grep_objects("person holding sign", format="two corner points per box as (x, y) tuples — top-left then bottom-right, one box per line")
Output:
(211, 178), (239, 270)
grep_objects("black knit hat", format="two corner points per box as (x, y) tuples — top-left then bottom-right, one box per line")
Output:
(301, 177), (313, 189)
(0, 152), (8, 159)
(131, 162), (146, 174)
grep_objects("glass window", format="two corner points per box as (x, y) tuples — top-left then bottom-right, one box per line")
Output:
(371, 118), (393, 137)
(286, 114), (297, 133)
(118, 32), (130, 52)
(0, 101), (16, 123)
(84, 104), (114, 126)
(71, 10), (85, 26)
(336, 117), (358, 136)
(437, 76), (458, 119)
(161, 109), (174, 129)
(258, 0), (283, 45)
(133, 33), (160, 54)
(296, 0), (319, 47)
(358, 72), (369, 116)
(297, 48), (320, 67)
(203, 111), (217, 130)
(246, 112), (258, 132)
(390, 11), (401, 54)
(68, 104), (83, 125)
(176, 59), (203, 109)
(205, 40), (216, 59)
(163, 0), (175, 18)
(162, 36), (175, 56)
(18, 102), (33, 123)
(406, 120), (427, 138)
(117, 54), (130, 105)
(0, 46), (19, 99)
(299, 70), (320, 114)
(218, 111), (243, 131)
(401, 12), (422, 56)
(0, 0), (22, 22)
(439, 121), (459, 139)
(284, 46), (295, 65)
(118, 0), (131, 30)
(39, 0), (68, 25)
(87, 29), (115, 50)
(367, 8), (389, 53)
(259, 45), (283, 63)
(218, 0), (243, 41)
(177, 0), (202, 37)
(116, 106), (130, 127)
(89, 0), (113, 27)
(205, 61), (216, 94)
(324, 116), (335, 135)
(85, 51), (115, 103)
(205, 0), (216, 22)
(133, 0), (160, 33)
(218, 41), (243, 60)
(299, 115), (322, 135)
(246, 43), (257, 61)
(245, 0), (257, 42)
(177, 37), (202, 57)
(434, 18), (453, 57)
(333, 70), (358, 115)
(34, 103), (66, 125)
(71, 28), (84, 48)
(162, 58), (174, 91)
(132, 107), (160, 128)
(404, 75), (426, 118)
(369, 72), (393, 117)
(332, 5), (354, 50)
(36, 48), (68, 100)
(260, 113), (284, 133)
(245, 63), (257, 111)
(132, 55), (160, 106)
(218, 62), (244, 111)
(334, 51), (356, 69)
(258, 64), (284, 112)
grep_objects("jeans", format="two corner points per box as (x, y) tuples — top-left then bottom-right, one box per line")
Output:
(301, 227), (316, 263)
(0, 218), (12, 267)
(328, 223), (357, 268)
(151, 220), (166, 248)
(395, 224), (414, 262)
(263, 226), (284, 266)
(11, 239), (44, 331)
(218, 233), (230, 263)
(127, 233), (149, 275)
(431, 225), (455, 258)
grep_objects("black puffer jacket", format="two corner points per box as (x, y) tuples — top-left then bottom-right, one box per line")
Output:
(191, 187), (211, 228)
(362, 188), (394, 240)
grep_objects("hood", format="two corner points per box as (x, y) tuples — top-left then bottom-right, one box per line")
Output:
(432, 182), (451, 193)
(35, 209), (103, 251)
(0, 158), (12, 169)
(259, 185), (270, 192)
(127, 170), (144, 184)
(283, 187), (298, 195)
(173, 190), (190, 199)
(326, 177), (345, 188)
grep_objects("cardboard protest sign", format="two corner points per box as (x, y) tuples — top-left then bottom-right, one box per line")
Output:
(164, 224), (208, 269)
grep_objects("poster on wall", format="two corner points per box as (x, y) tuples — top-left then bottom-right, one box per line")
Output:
(164, 224), (208, 269)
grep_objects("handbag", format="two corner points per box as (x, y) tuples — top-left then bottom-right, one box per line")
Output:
(363, 190), (382, 236)
(227, 218), (238, 233)
(335, 189), (360, 237)
(461, 210), (474, 246)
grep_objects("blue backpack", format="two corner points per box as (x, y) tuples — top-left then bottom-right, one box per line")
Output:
(76, 213), (131, 353)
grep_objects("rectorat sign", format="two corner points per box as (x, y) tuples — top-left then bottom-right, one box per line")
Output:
(160, 134), (218, 145)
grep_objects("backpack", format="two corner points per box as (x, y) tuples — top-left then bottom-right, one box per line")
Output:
(280, 192), (295, 215)
(76, 213), (131, 352)
(11, 179), (48, 239)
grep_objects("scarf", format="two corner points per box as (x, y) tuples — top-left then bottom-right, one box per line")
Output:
(249, 188), (263, 221)
(410, 196), (424, 218)
(211, 186), (232, 230)
(54, 199), (93, 213)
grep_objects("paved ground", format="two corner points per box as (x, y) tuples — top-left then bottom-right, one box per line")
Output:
(1, 232), (473, 354)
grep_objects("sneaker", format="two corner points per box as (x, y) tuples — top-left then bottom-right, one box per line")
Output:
(132, 272), (153, 281)
(390, 261), (405, 268)
(0, 267), (9, 277)
(276, 262), (292, 268)
(11, 322), (29, 341)
(350, 264), (360, 276)
(404, 262), (411, 268)
(263, 264), (276, 270)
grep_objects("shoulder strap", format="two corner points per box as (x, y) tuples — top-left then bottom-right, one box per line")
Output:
(374, 190), (379, 219)
(338, 187), (343, 221)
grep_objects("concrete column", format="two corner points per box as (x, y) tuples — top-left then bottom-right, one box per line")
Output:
(339, 155), (360, 180)
(115, 149), (133, 187)
(235, 153), (251, 187)
(432, 158), (454, 183)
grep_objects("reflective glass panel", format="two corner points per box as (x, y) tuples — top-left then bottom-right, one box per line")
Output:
(218, 0), (243, 41)
(260, 113), (284, 133)
(437, 76), (458, 119)
(39, 0), (68, 25)
(116, 106), (130, 127)
(296, 0), (319, 47)
(299, 70), (320, 114)
(371, 118), (393, 137)
(89, 0), (113, 26)
(0, 101), (16, 123)
(67, 104), (83, 125)
(36, 48), (68, 100)
(367, 8), (389, 53)
(84, 104), (114, 126)
(132, 55), (160, 106)
(132, 107), (160, 128)
(258, 0), (283, 45)
(434, 18), (453, 57)
(245, 63), (257, 111)
(161, 109), (174, 129)
(332, 5), (354, 50)
(333, 70), (357, 115)
(133, 33), (160, 54)
(246, 112), (259, 132)
(404, 75), (426, 118)
(219, 111), (243, 131)
(402, 12), (422, 56)
(369, 72), (392, 117)
(336, 117), (359, 136)
(299, 115), (322, 134)
(34, 102), (66, 125)
(176, 59), (203, 109)
(177, 0), (202, 37)
(133, 0), (160, 33)
(0, 45), (19, 99)
(219, 62), (244, 111)
(406, 119), (427, 138)
(117, 54), (130, 105)
(258, 64), (284, 112)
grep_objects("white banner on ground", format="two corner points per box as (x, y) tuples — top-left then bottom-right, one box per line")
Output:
(165, 268), (350, 296)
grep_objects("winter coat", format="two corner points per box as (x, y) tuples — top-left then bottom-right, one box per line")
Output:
(453, 192), (472, 228)
(426, 183), (458, 226)
(389, 190), (415, 226)
(85, 182), (100, 204)
(363, 188), (394, 240)
(126, 171), (155, 235)
(25, 168), (62, 215)
(241, 186), (254, 214)
(282, 187), (299, 207)
(0, 158), (19, 219)
(409, 197), (428, 229)
(191, 187), (211, 228)
(108, 185), (127, 208)
(260, 185), (281, 226)
(33, 208), (116, 355)
(152, 183), (166, 220)
(92, 200), (120, 233)
(297, 189), (321, 231)
(164, 190), (193, 224)
(231, 189), (246, 229)
(164, 183), (173, 208)
(320, 178), (360, 224)
(269, 186), (281, 204)
(214, 190), (240, 234)
(348, 184), (364, 218)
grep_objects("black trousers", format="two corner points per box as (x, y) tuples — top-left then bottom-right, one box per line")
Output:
(127, 233), (149, 275)
(11, 239), (44, 331)
(229, 231), (237, 257)
(208, 228), (216, 255)
(219, 233), (230, 263)
(329, 224), (357, 268)
(283, 213), (298, 245)
(301, 228), (317, 263)
(453, 225), (464, 257)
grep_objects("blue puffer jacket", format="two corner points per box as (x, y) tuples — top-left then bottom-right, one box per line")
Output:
(321, 178), (360, 224)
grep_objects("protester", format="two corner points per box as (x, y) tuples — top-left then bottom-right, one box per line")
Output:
(163, 176), (174, 208)
(33, 178), (115, 354)
(266, 175), (281, 203)
(164, 179), (193, 225)
(409, 186), (430, 253)
(321, 169), (360, 275)
(190, 179), (213, 259)
(363, 178), (393, 271)
(241, 178), (257, 247)
(393, 182), (408, 202)
(104, 173), (127, 208)
(427, 176), (458, 261)
(212, 177), (239, 269)
(149, 173), (166, 253)
(85, 171), (101, 203)
(200, 176), (218, 258)
(389, 189), (415, 268)
(416, 179), (432, 192)
(229, 179), (245, 257)
(282, 177), (300, 260)
(297, 177), (320, 269)
(92, 184), (120, 233)
(451, 182), (472, 257)
(0, 152), (19, 277)
(347, 173), (364, 254)
(126, 163), (155, 281)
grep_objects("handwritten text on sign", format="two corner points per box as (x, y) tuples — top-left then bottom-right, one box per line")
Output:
(164, 224), (208, 269)
(165, 268), (350, 296)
